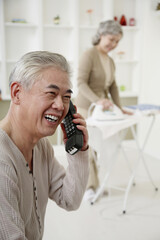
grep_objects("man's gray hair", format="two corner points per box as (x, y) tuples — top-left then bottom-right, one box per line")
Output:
(9, 51), (71, 89)
(92, 20), (123, 46)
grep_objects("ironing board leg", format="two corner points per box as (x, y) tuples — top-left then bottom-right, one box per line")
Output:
(123, 117), (158, 213)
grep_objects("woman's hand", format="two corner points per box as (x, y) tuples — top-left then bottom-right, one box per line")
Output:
(97, 98), (113, 110)
(121, 108), (134, 115)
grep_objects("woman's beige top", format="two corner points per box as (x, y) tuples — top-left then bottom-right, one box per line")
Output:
(75, 46), (121, 111)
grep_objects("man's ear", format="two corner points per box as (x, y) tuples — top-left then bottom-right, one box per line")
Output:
(10, 82), (22, 104)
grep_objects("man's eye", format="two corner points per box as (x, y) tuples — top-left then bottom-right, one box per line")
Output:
(48, 92), (56, 96)
(63, 96), (71, 102)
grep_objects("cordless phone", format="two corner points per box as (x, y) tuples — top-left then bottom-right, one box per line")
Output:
(63, 101), (84, 155)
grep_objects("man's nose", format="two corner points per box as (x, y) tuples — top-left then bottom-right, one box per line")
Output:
(52, 96), (64, 110)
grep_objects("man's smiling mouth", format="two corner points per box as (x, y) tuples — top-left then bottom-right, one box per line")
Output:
(45, 114), (59, 122)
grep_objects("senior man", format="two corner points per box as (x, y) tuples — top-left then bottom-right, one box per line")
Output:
(0, 51), (89, 239)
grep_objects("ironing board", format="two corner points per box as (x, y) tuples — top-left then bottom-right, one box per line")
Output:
(86, 108), (159, 213)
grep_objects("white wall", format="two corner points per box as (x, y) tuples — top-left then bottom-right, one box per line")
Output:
(138, 0), (160, 159)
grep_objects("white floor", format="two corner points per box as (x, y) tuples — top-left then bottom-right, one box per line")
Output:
(43, 143), (160, 240)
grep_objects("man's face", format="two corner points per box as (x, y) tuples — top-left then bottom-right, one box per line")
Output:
(19, 68), (72, 140)
(99, 34), (122, 54)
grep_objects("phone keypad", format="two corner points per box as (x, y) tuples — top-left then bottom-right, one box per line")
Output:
(63, 115), (76, 138)
(68, 146), (78, 155)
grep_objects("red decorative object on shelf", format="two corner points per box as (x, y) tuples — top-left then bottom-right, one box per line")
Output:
(114, 16), (118, 21)
(120, 15), (127, 26)
(129, 18), (136, 26)
(86, 9), (94, 25)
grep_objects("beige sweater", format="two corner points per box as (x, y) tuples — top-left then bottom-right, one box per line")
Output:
(0, 128), (89, 240)
(75, 46), (121, 110)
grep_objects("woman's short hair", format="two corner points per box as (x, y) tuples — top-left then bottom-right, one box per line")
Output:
(92, 20), (123, 46)
(9, 51), (71, 90)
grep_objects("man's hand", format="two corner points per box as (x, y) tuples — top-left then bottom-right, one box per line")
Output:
(60, 106), (89, 151)
(71, 112), (89, 151)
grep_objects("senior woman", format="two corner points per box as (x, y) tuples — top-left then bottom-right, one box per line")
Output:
(75, 20), (130, 200)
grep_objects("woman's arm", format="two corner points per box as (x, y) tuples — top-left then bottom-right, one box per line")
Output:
(77, 51), (100, 103)
(109, 80), (121, 109)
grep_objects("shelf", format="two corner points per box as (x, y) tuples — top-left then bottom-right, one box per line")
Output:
(122, 26), (139, 31)
(155, 11), (160, 16)
(5, 22), (38, 28)
(115, 59), (139, 64)
(6, 59), (17, 63)
(43, 24), (74, 29)
(0, 0), (142, 104)
(79, 25), (98, 29)
(1, 94), (11, 101)
(120, 91), (138, 98)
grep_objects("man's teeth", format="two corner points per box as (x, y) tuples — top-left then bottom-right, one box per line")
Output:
(45, 115), (58, 122)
